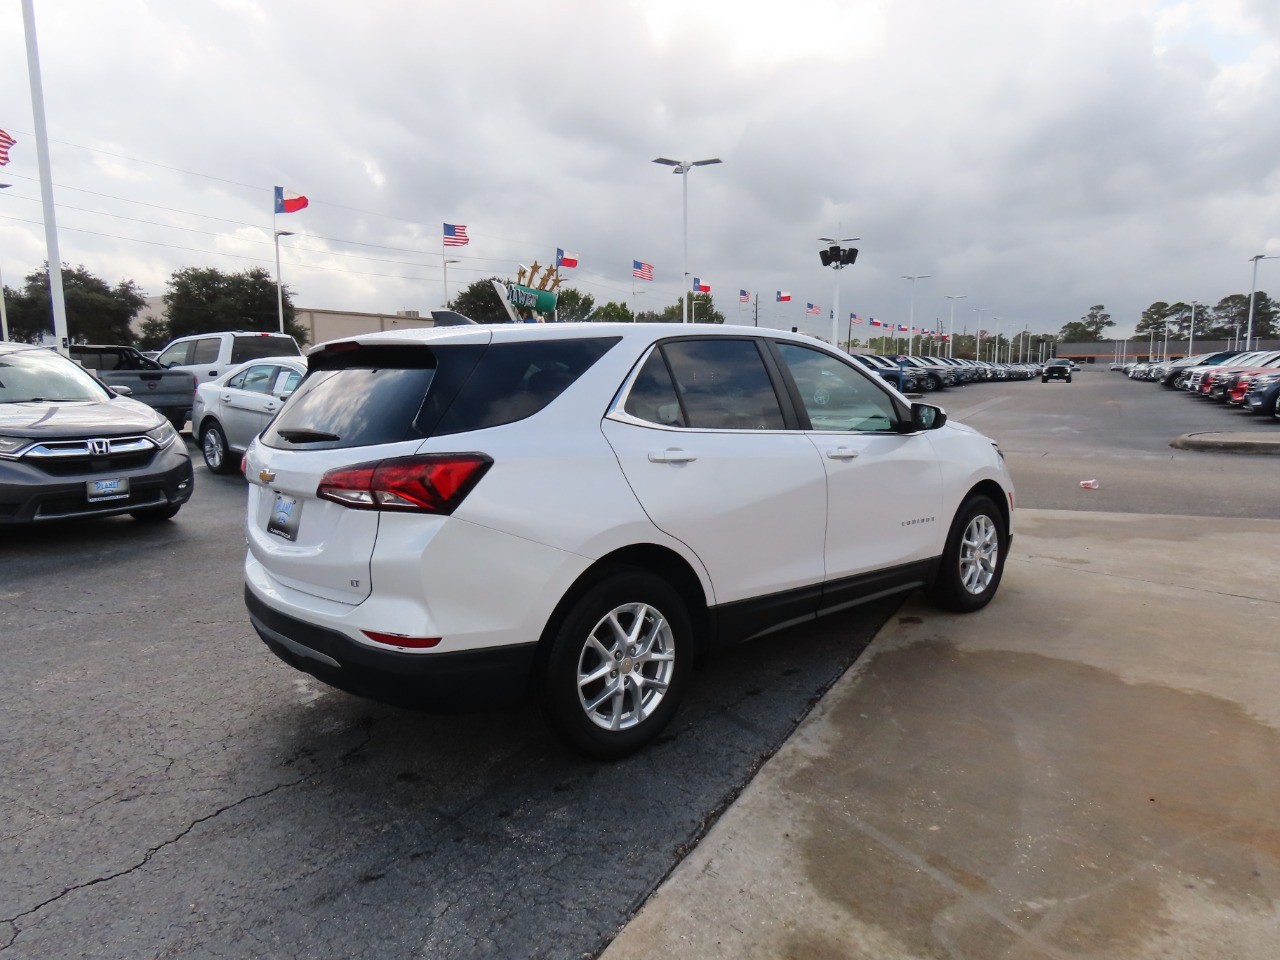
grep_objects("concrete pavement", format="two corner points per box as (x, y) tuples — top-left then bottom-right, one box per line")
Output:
(1172, 431), (1280, 454)
(603, 509), (1280, 960)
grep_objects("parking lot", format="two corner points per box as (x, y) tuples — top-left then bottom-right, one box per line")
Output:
(3, 366), (1277, 959)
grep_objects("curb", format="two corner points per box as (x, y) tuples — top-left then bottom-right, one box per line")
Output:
(1171, 432), (1280, 454)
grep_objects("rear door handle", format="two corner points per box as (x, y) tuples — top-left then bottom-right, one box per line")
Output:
(825, 447), (860, 460)
(648, 448), (698, 464)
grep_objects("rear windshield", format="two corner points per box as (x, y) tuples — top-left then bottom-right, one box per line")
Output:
(262, 336), (618, 451)
(231, 335), (301, 364)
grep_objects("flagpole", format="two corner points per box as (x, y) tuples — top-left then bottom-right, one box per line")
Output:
(22, 0), (69, 354)
(273, 208), (285, 333)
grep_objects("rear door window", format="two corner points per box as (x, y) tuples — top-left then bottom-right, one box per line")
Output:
(192, 338), (221, 364)
(658, 338), (786, 430)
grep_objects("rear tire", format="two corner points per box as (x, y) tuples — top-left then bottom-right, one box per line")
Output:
(542, 570), (691, 760)
(928, 495), (1008, 613)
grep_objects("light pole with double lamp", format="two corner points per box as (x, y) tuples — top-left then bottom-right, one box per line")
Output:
(1245, 254), (1279, 350)
(273, 230), (294, 333)
(820, 237), (860, 349)
(652, 157), (722, 323)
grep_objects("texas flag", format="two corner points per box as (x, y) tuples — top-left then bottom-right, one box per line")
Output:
(776, 291), (791, 302)
(870, 319), (885, 327)
(556, 248), (579, 269)
(274, 186), (308, 214)
(692, 278), (711, 293)
(898, 324), (909, 332)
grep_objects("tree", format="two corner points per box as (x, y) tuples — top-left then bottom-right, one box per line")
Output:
(448, 277), (512, 324)
(593, 301), (634, 322)
(1134, 302), (1172, 337)
(4, 263), (146, 344)
(553, 288), (596, 322)
(164, 266), (306, 342)
(1058, 305), (1114, 342)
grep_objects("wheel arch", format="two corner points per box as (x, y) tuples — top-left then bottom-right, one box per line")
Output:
(960, 479), (1012, 536)
(530, 543), (713, 691)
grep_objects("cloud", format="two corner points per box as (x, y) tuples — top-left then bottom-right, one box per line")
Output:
(1, 0), (1279, 341)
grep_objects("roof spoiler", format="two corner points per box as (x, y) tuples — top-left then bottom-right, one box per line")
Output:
(430, 310), (476, 326)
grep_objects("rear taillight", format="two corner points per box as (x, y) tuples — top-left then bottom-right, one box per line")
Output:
(317, 454), (492, 514)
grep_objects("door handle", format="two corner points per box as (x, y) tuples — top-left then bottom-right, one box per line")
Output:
(648, 448), (698, 464)
(825, 447), (860, 460)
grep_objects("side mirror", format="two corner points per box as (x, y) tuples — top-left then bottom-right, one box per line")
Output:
(111, 384), (134, 397)
(910, 402), (946, 431)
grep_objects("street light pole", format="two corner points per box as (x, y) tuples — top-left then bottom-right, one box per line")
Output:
(1245, 254), (1279, 351)
(991, 318), (1004, 362)
(901, 274), (931, 354)
(443, 258), (460, 304)
(1189, 300), (1199, 355)
(944, 294), (966, 358)
(653, 156), (722, 324)
(973, 307), (989, 361)
(273, 230), (294, 334)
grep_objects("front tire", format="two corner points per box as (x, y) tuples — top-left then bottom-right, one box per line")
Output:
(928, 495), (1008, 612)
(201, 422), (234, 474)
(542, 570), (692, 760)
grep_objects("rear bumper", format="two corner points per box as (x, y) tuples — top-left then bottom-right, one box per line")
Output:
(245, 587), (538, 712)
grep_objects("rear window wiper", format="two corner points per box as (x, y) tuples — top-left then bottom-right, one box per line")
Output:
(276, 428), (341, 443)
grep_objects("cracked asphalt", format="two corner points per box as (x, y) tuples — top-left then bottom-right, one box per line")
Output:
(0, 453), (894, 960)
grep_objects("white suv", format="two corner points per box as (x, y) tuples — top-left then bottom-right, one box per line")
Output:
(243, 324), (1014, 758)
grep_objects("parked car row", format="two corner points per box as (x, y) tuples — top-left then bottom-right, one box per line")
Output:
(1120, 349), (1280, 420)
(851, 354), (1045, 392)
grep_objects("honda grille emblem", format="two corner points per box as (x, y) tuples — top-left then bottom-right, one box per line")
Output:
(89, 439), (111, 456)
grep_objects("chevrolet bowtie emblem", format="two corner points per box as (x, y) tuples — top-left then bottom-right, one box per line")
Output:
(259, 469), (276, 484)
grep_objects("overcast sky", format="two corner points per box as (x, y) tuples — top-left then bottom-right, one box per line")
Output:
(2, 0), (1279, 342)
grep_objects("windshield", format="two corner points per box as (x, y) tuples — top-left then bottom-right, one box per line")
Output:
(0, 349), (112, 403)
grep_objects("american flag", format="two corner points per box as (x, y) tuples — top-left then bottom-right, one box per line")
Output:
(443, 223), (469, 247)
(0, 128), (15, 166)
(739, 289), (750, 303)
(633, 260), (654, 281)
(850, 314), (864, 324)
(806, 303), (820, 315)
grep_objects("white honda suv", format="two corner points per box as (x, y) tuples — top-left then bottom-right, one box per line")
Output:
(243, 323), (1013, 758)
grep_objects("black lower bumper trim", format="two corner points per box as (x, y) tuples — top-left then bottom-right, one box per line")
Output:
(244, 587), (538, 712)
